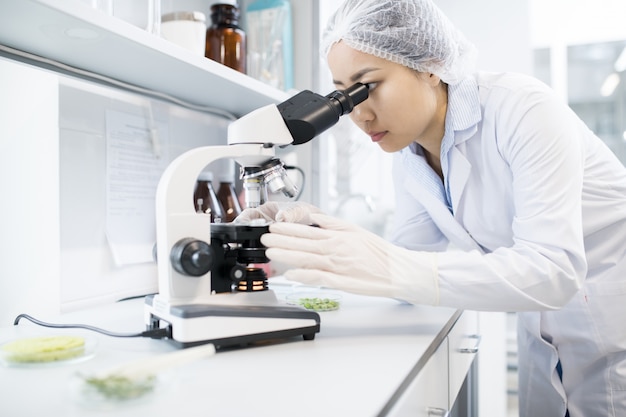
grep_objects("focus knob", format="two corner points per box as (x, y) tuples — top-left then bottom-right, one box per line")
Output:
(229, 264), (246, 282)
(170, 238), (213, 277)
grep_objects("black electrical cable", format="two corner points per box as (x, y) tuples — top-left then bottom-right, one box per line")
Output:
(13, 314), (171, 340)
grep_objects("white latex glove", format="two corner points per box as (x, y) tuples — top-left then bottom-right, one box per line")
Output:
(261, 213), (440, 305)
(235, 201), (322, 224)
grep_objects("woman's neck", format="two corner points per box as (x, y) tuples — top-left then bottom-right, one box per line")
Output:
(419, 83), (448, 181)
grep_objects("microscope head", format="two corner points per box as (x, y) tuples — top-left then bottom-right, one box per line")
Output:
(227, 83), (369, 208)
(228, 83), (369, 147)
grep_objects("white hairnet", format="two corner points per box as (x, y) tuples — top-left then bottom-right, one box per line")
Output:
(321, 0), (477, 85)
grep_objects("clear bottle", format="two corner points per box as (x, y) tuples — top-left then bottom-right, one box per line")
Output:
(194, 171), (225, 223)
(205, 3), (247, 73)
(245, 0), (293, 90)
(217, 174), (243, 222)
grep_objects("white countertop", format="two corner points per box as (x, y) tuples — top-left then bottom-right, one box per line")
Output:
(0, 285), (462, 417)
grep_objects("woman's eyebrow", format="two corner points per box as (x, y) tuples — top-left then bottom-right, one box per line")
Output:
(333, 67), (380, 85)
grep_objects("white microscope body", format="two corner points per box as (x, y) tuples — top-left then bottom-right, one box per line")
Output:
(154, 105), (290, 307)
(144, 83), (369, 348)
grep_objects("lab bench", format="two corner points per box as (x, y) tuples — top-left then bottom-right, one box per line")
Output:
(0, 283), (479, 417)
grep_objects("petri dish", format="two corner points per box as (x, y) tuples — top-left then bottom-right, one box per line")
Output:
(0, 335), (96, 368)
(285, 292), (342, 312)
(69, 371), (170, 410)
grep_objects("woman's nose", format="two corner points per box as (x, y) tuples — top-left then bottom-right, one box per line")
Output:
(350, 103), (374, 125)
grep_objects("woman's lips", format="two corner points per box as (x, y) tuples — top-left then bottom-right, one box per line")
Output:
(369, 131), (387, 143)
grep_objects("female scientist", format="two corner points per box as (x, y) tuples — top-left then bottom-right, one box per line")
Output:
(240, 0), (626, 415)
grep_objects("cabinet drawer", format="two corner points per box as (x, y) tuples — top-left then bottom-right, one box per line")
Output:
(387, 339), (449, 417)
(447, 311), (480, 407)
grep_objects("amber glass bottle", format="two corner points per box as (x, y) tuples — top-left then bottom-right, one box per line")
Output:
(194, 171), (225, 223)
(216, 174), (243, 222)
(205, 3), (246, 73)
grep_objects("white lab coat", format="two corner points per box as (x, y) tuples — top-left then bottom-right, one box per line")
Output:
(390, 72), (626, 416)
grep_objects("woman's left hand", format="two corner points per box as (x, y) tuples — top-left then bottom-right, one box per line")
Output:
(261, 213), (441, 305)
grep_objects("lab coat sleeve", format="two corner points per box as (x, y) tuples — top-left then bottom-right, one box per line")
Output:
(434, 79), (588, 311)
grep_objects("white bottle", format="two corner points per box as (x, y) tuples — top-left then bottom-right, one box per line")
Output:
(161, 11), (207, 55)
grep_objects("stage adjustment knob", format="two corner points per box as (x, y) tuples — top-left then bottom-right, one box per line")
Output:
(170, 238), (214, 277)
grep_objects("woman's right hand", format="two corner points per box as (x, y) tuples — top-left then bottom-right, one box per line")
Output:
(235, 202), (323, 224)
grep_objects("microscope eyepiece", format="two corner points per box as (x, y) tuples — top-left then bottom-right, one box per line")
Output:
(325, 83), (369, 116)
(277, 83), (369, 146)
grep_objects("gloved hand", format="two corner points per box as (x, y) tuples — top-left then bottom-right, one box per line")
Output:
(260, 213), (440, 305)
(235, 201), (323, 224)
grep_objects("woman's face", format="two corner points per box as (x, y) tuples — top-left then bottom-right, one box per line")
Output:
(327, 42), (447, 153)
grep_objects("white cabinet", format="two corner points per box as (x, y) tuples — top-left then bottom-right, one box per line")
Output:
(386, 310), (480, 417)
(447, 310), (480, 408)
(387, 338), (449, 416)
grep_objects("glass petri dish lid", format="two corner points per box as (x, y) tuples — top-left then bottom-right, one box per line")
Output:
(0, 334), (96, 368)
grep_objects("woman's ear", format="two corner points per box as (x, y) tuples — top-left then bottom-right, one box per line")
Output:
(428, 73), (442, 86)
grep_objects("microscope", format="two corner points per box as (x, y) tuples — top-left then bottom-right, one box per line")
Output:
(145, 83), (369, 348)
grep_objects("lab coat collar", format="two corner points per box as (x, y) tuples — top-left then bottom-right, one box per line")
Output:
(447, 76), (482, 140)
(444, 76), (482, 213)
(403, 143), (448, 207)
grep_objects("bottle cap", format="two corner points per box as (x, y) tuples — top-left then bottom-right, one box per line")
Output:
(210, 2), (240, 19)
(211, 1), (238, 6)
(161, 11), (206, 23)
(218, 172), (235, 183)
(198, 171), (214, 181)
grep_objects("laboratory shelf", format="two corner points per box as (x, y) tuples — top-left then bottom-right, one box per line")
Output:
(0, 0), (290, 117)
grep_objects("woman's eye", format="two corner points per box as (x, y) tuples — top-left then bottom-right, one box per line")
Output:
(366, 82), (378, 92)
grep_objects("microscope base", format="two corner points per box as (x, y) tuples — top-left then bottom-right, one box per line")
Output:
(144, 294), (321, 349)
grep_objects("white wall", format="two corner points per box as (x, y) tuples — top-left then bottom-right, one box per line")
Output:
(436, 0), (532, 74)
(58, 77), (231, 312)
(0, 55), (235, 323)
(530, 0), (626, 47)
(0, 58), (60, 325)
(529, 0), (626, 101)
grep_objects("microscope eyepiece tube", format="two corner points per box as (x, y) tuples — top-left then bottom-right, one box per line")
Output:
(277, 83), (369, 146)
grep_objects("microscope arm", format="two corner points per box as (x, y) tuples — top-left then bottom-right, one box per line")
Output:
(155, 143), (276, 304)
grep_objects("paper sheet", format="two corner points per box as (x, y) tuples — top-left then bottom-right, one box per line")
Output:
(105, 110), (169, 266)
